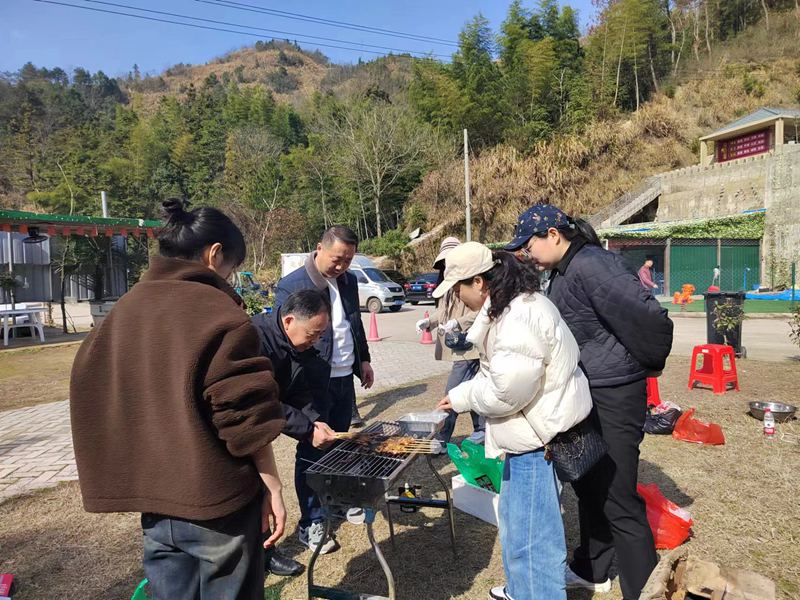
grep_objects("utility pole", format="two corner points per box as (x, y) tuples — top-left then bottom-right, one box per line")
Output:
(101, 191), (111, 299)
(464, 129), (472, 242)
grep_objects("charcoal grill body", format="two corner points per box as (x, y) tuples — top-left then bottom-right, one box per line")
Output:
(303, 421), (455, 600)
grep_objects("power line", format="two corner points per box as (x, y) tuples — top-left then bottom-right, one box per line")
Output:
(197, 0), (459, 47)
(80, 0), (450, 58)
(32, 0), (449, 59)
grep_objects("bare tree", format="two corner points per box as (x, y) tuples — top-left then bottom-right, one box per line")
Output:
(613, 15), (629, 107)
(323, 99), (439, 237)
(222, 127), (284, 272)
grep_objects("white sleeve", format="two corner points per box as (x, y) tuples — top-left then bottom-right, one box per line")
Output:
(450, 329), (545, 418)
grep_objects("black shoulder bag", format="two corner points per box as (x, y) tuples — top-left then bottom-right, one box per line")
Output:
(544, 418), (608, 483)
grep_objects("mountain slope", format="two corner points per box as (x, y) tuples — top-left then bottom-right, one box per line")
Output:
(403, 11), (800, 268)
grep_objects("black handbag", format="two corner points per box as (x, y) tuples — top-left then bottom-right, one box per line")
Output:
(545, 418), (608, 483)
(444, 330), (473, 352)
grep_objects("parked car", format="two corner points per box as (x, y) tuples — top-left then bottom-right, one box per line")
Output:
(381, 269), (409, 289)
(404, 272), (439, 304)
(349, 265), (406, 313)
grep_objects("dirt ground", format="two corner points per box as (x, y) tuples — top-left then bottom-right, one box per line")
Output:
(0, 343), (80, 412)
(0, 356), (798, 600)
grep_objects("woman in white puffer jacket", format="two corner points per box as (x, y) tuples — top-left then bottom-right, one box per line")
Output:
(434, 242), (592, 600)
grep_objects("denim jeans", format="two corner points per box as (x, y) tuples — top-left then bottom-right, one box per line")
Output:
(439, 359), (484, 443)
(295, 375), (355, 527)
(499, 450), (566, 600)
(141, 493), (263, 600)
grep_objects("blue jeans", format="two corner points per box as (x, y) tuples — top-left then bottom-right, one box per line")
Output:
(439, 359), (484, 443)
(499, 450), (566, 600)
(141, 493), (263, 600)
(295, 375), (355, 527)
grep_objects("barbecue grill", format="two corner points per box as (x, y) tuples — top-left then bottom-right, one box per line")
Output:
(305, 419), (456, 600)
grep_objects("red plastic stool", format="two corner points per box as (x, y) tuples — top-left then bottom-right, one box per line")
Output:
(646, 377), (662, 407)
(687, 344), (740, 395)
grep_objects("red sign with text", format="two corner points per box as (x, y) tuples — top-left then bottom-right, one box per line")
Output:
(716, 128), (771, 162)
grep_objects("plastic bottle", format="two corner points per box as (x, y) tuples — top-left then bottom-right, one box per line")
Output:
(763, 408), (776, 441)
(400, 482), (418, 513)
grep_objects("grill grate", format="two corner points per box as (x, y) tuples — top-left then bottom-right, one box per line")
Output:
(306, 421), (425, 480)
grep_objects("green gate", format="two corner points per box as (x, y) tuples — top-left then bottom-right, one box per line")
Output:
(669, 241), (760, 293)
(721, 244), (760, 291)
(669, 244), (717, 292)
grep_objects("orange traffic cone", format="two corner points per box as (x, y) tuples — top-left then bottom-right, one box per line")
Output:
(420, 310), (434, 345)
(367, 311), (381, 342)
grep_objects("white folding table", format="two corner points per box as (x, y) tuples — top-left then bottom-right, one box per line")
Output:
(1, 306), (47, 346)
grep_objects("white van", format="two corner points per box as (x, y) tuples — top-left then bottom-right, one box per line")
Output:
(279, 253), (405, 313)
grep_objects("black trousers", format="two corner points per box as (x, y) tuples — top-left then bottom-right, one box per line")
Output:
(570, 378), (658, 600)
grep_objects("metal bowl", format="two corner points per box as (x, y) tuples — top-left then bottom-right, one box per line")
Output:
(749, 401), (797, 422)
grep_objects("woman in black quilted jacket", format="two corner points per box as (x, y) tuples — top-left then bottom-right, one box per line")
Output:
(505, 204), (673, 600)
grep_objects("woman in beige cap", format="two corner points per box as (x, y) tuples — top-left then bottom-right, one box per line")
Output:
(434, 242), (592, 600)
(415, 237), (485, 445)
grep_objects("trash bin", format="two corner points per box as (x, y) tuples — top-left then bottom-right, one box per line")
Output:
(704, 291), (746, 358)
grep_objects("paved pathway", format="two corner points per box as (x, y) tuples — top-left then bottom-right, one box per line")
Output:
(0, 401), (76, 503)
(0, 339), (450, 504)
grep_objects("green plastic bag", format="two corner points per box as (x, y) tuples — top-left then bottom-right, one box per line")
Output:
(131, 579), (150, 600)
(447, 439), (504, 493)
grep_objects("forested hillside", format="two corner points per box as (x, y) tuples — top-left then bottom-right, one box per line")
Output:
(1, 0), (798, 276)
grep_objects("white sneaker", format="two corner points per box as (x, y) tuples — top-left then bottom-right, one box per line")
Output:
(565, 566), (612, 592)
(467, 430), (486, 445)
(299, 521), (339, 554)
(488, 586), (514, 600)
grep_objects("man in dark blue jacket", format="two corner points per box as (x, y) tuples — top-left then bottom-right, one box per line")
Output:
(252, 289), (337, 575)
(273, 225), (373, 554)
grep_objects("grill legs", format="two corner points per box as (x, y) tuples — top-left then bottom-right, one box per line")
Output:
(385, 455), (457, 558)
(367, 511), (396, 600)
(427, 454), (457, 557)
(307, 508), (395, 600)
(306, 513), (331, 599)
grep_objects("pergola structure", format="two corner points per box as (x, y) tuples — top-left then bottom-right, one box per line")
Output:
(0, 209), (161, 239)
(1, 209), (162, 304)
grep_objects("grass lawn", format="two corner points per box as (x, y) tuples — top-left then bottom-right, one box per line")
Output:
(0, 344), (80, 411)
(1, 357), (799, 599)
(662, 299), (797, 313)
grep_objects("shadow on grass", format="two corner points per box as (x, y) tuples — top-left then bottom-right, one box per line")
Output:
(639, 458), (694, 506)
(358, 383), (429, 423)
(264, 577), (290, 600)
(313, 511), (497, 600)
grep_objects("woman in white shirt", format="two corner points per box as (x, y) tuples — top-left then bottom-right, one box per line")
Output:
(434, 242), (592, 600)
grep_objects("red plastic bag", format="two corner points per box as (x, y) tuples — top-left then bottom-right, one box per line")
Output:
(637, 483), (693, 549)
(671, 408), (725, 445)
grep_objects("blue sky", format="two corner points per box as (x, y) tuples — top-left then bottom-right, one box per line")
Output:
(2, 1), (596, 77)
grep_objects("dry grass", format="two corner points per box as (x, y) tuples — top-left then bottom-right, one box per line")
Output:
(0, 344), (79, 411)
(129, 46), (330, 117)
(1, 357), (799, 599)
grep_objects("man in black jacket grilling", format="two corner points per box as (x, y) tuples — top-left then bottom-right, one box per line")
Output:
(251, 289), (337, 576)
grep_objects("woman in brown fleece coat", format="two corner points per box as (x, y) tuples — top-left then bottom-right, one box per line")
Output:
(70, 199), (286, 600)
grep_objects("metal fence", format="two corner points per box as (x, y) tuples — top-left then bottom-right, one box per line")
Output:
(608, 237), (761, 295)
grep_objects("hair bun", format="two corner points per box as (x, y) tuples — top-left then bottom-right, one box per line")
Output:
(161, 198), (192, 224)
